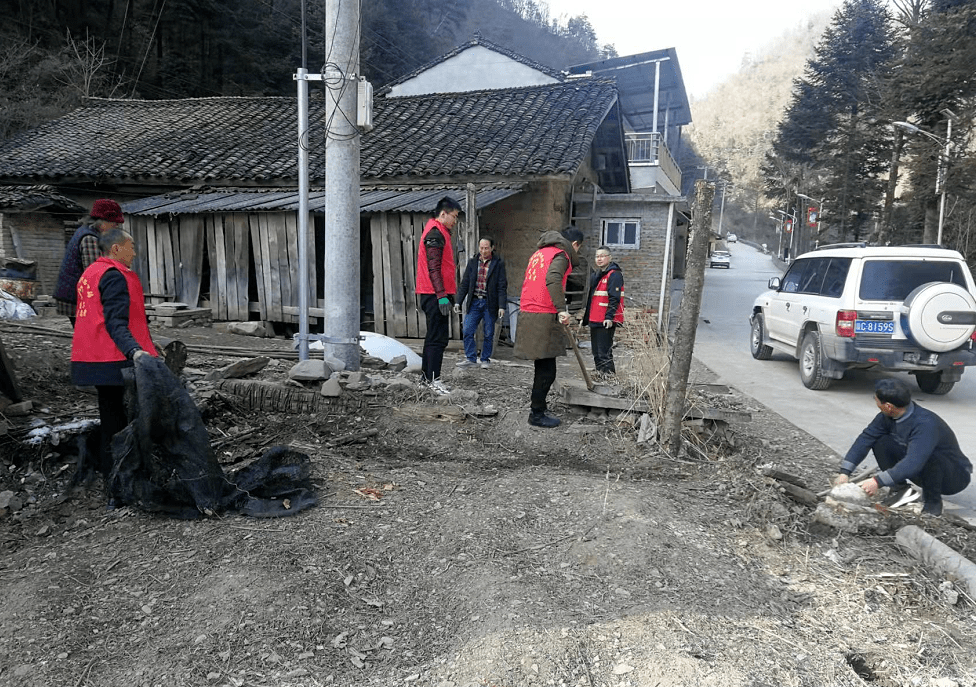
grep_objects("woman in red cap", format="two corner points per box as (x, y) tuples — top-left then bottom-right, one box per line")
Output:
(54, 199), (125, 326)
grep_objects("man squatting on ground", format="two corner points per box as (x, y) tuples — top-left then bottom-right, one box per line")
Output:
(54, 198), (125, 326)
(454, 237), (508, 369)
(514, 227), (583, 428)
(71, 229), (159, 480)
(581, 245), (624, 375)
(416, 197), (462, 390)
(833, 378), (972, 516)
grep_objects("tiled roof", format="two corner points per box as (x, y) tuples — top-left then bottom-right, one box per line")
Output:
(120, 184), (526, 216)
(377, 34), (566, 94)
(0, 185), (85, 212)
(0, 79), (618, 185)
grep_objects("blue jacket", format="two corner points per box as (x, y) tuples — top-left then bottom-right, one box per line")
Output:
(840, 402), (972, 487)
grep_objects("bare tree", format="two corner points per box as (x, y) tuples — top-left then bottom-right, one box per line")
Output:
(55, 29), (125, 99)
(660, 180), (714, 456)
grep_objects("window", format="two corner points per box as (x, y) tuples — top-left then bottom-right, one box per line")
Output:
(601, 219), (640, 249)
(859, 260), (968, 301)
(780, 259), (812, 293)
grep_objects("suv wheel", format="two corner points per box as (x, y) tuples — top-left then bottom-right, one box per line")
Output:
(799, 331), (833, 390)
(914, 371), (956, 395)
(750, 315), (773, 360)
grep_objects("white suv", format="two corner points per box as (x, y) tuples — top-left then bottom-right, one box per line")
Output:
(750, 244), (976, 394)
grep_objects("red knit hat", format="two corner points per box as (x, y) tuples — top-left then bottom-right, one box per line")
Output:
(90, 199), (124, 224)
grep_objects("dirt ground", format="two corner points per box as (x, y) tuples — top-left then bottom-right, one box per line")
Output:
(0, 317), (974, 687)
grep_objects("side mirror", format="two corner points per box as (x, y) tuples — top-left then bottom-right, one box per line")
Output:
(768, 277), (781, 290)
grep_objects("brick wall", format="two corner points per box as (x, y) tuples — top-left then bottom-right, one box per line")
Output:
(479, 179), (573, 300)
(0, 212), (70, 294)
(590, 196), (680, 315)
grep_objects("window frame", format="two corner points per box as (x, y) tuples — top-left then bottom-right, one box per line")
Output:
(601, 218), (641, 250)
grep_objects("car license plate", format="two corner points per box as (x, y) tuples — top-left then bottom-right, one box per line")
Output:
(855, 320), (894, 334)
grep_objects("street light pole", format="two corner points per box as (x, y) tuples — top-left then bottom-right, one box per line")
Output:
(893, 114), (954, 245)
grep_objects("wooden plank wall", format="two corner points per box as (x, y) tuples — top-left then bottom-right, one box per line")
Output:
(371, 211), (465, 339)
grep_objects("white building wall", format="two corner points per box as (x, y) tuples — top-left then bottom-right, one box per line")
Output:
(387, 47), (560, 97)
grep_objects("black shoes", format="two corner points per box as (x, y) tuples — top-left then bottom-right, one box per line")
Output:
(921, 499), (943, 516)
(528, 411), (561, 428)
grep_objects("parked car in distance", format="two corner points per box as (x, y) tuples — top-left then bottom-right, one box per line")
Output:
(710, 250), (731, 269)
(727, 233), (737, 243)
(749, 244), (976, 394)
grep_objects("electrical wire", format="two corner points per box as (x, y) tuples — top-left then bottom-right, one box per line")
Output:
(130, 0), (168, 98)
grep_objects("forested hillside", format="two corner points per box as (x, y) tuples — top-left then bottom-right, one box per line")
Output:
(689, 0), (976, 263)
(0, 0), (613, 140)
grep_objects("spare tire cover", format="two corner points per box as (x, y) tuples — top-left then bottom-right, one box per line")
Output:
(900, 281), (976, 352)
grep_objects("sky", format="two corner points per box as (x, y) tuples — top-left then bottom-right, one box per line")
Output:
(545, 0), (844, 99)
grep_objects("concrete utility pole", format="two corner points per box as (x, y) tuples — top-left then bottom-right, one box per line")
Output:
(323, 0), (362, 370)
(660, 179), (714, 456)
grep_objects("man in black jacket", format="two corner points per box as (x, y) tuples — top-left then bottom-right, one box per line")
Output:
(581, 246), (624, 376)
(453, 237), (508, 369)
(833, 378), (972, 515)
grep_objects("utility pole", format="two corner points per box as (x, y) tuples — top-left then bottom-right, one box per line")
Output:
(322, 0), (362, 370)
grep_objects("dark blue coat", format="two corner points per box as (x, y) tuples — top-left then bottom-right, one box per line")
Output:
(456, 255), (508, 314)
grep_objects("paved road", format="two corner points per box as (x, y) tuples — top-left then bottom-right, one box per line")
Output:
(690, 242), (976, 518)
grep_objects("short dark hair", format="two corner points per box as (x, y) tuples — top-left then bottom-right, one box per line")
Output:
(479, 236), (495, 248)
(875, 378), (911, 408)
(434, 197), (462, 216)
(561, 226), (584, 245)
(98, 228), (132, 255)
(596, 245), (611, 254)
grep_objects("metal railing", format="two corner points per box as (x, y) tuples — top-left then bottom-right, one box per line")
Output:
(625, 132), (681, 191)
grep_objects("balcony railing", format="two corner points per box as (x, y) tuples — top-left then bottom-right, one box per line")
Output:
(625, 132), (681, 193)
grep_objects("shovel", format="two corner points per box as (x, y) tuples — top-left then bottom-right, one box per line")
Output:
(563, 323), (595, 392)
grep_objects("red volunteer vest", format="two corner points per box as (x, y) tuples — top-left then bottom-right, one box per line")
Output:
(520, 246), (572, 314)
(415, 219), (456, 295)
(589, 270), (624, 324)
(71, 258), (157, 363)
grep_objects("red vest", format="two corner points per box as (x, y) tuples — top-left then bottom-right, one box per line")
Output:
(520, 246), (571, 314)
(589, 270), (624, 324)
(71, 258), (157, 363)
(415, 219), (456, 295)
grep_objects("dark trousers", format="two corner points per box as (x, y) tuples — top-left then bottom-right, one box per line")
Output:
(420, 294), (450, 382)
(530, 358), (558, 414)
(96, 385), (127, 476)
(874, 434), (971, 505)
(590, 324), (616, 373)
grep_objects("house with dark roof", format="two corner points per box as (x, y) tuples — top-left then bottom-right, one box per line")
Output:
(0, 38), (692, 336)
(0, 76), (630, 333)
(0, 186), (85, 296)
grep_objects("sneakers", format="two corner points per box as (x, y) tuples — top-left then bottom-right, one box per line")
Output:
(422, 379), (451, 394)
(480, 360), (490, 369)
(528, 411), (561, 428)
(881, 485), (921, 509)
(456, 359), (476, 368)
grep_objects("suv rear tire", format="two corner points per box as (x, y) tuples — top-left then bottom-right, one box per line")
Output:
(750, 315), (773, 360)
(799, 331), (833, 390)
(914, 371), (956, 395)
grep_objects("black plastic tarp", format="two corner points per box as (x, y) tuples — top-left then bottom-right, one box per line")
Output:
(106, 355), (317, 519)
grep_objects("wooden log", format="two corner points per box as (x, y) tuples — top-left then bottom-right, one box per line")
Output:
(402, 214), (421, 338)
(778, 482), (819, 507)
(762, 468), (809, 489)
(214, 379), (321, 413)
